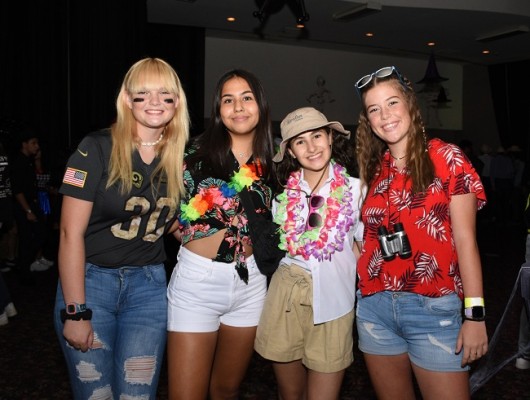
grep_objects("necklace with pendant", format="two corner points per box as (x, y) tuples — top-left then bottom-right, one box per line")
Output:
(390, 152), (406, 160)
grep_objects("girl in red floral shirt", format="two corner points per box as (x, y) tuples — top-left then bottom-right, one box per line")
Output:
(354, 66), (488, 399)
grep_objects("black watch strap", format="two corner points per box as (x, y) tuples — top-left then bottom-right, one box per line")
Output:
(60, 308), (92, 323)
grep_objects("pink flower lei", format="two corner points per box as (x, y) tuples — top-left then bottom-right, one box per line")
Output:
(274, 161), (354, 261)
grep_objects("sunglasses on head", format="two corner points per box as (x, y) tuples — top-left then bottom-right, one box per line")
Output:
(354, 66), (407, 98)
(306, 195), (325, 229)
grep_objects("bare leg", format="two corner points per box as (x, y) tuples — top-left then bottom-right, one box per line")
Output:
(273, 360), (308, 400)
(363, 353), (416, 400)
(307, 369), (345, 400)
(412, 363), (469, 400)
(209, 324), (258, 400)
(167, 331), (218, 400)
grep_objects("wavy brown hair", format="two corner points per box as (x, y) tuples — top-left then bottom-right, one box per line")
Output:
(355, 71), (434, 194)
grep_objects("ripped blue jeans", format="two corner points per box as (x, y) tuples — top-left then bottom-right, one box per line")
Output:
(54, 263), (167, 399)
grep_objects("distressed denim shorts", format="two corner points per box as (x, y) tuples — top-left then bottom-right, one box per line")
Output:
(356, 290), (469, 372)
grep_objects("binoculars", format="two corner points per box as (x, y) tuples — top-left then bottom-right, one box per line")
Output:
(377, 223), (412, 261)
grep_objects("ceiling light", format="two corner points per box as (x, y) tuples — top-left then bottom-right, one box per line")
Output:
(253, 0), (309, 28)
(332, 2), (382, 22)
(476, 25), (529, 42)
(296, 1), (309, 28)
(227, 17), (236, 22)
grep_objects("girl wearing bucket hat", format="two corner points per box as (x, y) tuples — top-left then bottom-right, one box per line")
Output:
(255, 107), (364, 399)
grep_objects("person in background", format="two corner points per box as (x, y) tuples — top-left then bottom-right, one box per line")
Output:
(0, 140), (17, 325)
(0, 272), (17, 326)
(458, 139), (484, 177)
(0, 140), (14, 273)
(254, 107), (364, 400)
(354, 66), (488, 399)
(478, 144), (494, 222)
(515, 192), (530, 370)
(31, 147), (56, 269)
(10, 129), (48, 283)
(53, 57), (189, 399)
(508, 145), (526, 222)
(166, 69), (275, 400)
(490, 146), (515, 223)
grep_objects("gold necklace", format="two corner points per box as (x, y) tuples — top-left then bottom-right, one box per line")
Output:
(390, 152), (406, 160)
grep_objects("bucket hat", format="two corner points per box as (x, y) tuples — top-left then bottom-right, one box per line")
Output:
(273, 107), (350, 162)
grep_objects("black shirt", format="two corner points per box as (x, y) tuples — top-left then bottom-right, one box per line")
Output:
(60, 130), (176, 267)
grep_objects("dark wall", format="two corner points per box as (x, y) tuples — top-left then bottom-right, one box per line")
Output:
(489, 61), (530, 151)
(0, 0), (204, 163)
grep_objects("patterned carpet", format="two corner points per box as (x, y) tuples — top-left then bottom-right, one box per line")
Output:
(0, 218), (528, 399)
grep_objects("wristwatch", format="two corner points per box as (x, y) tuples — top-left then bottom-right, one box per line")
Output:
(464, 305), (486, 321)
(66, 302), (87, 315)
(61, 303), (92, 323)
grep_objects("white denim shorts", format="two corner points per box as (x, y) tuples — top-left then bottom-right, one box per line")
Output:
(167, 246), (267, 332)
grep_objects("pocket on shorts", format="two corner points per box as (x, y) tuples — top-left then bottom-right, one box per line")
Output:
(175, 259), (212, 283)
(422, 293), (461, 316)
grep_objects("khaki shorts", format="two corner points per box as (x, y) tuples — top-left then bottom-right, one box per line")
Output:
(255, 263), (354, 373)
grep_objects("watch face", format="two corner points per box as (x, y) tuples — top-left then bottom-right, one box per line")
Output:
(472, 306), (485, 319)
(66, 304), (76, 314)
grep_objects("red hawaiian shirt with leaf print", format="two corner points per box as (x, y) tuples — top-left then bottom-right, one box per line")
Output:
(357, 138), (486, 299)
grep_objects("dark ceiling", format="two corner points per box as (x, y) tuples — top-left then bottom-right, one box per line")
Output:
(147, 0), (530, 66)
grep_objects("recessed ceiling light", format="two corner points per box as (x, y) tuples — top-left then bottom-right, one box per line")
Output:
(365, 32), (374, 37)
(482, 50), (490, 55)
(227, 17), (236, 22)
(427, 42), (436, 47)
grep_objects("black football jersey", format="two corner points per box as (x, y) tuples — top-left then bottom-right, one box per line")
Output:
(60, 130), (176, 267)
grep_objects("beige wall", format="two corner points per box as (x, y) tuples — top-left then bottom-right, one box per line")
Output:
(204, 37), (500, 149)
(205, 37), (464, 129)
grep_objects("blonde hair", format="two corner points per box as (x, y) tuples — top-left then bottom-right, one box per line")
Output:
(355, 75), (434, 194)
(108, 58), (190, 206)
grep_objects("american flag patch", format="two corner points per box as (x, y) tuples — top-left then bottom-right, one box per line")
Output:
(63, 167), (87, 188)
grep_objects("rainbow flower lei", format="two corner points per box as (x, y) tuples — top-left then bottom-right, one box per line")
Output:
(180, 164), (259, 222)
(274, 162), (354, 261)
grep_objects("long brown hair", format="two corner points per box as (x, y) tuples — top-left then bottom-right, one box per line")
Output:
(188, 69), (275, 183)
(355, 72), (434, 194)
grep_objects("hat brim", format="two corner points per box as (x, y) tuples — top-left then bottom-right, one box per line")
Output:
(273, 122), (350, 162)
